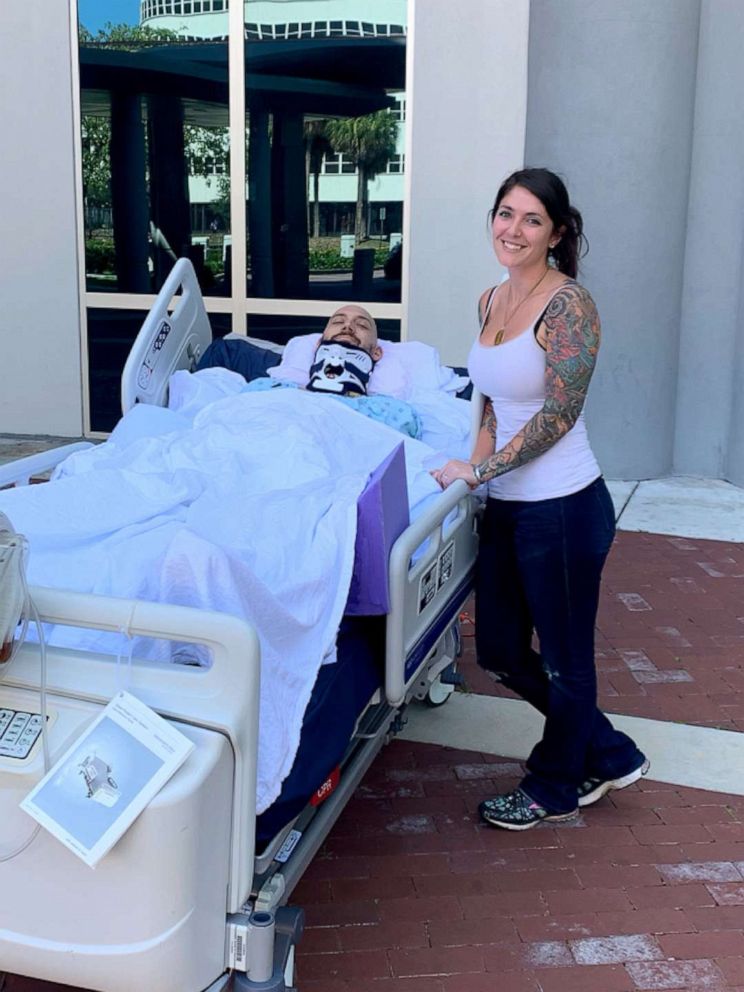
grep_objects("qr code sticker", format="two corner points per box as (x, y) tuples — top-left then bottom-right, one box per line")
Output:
(438, 541), (455, 589)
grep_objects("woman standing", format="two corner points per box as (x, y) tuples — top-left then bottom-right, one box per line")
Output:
(433, 168), (648, 830)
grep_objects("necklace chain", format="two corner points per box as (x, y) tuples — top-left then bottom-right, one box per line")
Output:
(493, 267), (551, 345)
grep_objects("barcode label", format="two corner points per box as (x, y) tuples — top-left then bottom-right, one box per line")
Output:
(227, 922), (249, 971)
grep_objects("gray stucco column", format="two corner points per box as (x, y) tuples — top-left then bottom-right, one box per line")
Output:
(673, 1), (744, 485)
(525, 0), (700, 480)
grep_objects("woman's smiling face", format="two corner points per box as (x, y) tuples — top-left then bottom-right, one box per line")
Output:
(491, 184), (556, 271)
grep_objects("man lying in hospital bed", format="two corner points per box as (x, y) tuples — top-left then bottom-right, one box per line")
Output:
(0, 309), (471, 817)
(189, 301), (467, 445)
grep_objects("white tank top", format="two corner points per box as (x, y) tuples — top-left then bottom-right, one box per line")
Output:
(468, 284), (601, 502)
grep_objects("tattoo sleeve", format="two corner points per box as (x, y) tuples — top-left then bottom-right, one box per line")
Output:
(481, 398), (497, 441)
(477, 284), (600, 481)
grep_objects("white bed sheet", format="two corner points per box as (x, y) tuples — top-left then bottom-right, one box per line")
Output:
(0, 386), (470, 812)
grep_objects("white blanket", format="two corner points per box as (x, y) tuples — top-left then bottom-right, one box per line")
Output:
(0, 387), (469, 813)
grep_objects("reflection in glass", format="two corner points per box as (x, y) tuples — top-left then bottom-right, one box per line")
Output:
(245, 1), (407, 303)
(77, 1), (230, 294)
(245, 313), (401, 348)
(87, 307), (230, 431)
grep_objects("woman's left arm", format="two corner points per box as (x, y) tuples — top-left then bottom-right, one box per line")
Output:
(434, 285), (600, 488)
(477, 284), (600, 480)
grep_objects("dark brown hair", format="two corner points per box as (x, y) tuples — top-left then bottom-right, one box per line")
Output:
(489, 168), (588, 279)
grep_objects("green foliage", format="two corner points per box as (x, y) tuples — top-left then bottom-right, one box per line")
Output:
(78, 22), (180, 47)
(307, 247), (388, 271)
(85, 238), (115, 273)
(325, 110), (398, 241)
(78, 23), (230, 218)
(325, 110), (398, 179)
(81, 116), (112, 210)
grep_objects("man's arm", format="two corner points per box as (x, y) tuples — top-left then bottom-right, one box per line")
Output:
(475, 284), (600, 481)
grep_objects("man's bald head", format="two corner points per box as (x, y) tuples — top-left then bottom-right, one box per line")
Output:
(321, 305), (381, 361)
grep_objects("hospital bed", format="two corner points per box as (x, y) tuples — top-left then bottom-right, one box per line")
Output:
(0, 260), (481, 992)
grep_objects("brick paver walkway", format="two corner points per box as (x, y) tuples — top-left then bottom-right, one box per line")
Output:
(291, 531), (744, 990)
(294, 739), (744, 991)
(463, 532), (744, 732)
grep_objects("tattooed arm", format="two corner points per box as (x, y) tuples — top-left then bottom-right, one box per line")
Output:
(471, 397), (498, 465)
(474, 283), (600, 482)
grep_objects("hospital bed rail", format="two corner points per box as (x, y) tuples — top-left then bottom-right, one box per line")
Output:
(124, 259), (289, 416)
(0, 442), (94, 489)
(121, 257), (212, 413)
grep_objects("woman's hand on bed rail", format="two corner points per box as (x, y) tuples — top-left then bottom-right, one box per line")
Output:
(431, 459), (478, 490)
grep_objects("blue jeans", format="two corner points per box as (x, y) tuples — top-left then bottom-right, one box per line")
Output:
(475, 477), (645, 812)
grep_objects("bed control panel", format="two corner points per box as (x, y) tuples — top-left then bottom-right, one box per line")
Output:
(0, 709), (44, 760)
(137, 318), (172, 391)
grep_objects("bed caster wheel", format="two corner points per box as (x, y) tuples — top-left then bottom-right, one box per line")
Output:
(425, 662), (461, 707)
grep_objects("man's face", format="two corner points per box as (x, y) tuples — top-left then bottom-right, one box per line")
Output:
(321, 306), (382, 361)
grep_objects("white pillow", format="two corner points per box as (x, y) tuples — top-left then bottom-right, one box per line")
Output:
(382, 341), (469, 394)
(266, 333), (468, 398)
(267, 333), (320, 386)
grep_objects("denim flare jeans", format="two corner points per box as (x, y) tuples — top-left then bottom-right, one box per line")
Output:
(475, 476), (645, 813)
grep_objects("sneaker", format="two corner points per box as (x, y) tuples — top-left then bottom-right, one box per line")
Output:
(479, 788), (578, 831)
(577, 758), (650, 808)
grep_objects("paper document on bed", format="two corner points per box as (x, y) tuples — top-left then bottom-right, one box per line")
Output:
(21, 691), (194, 867)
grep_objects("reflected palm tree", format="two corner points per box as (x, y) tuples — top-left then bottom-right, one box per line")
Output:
(326, 110), (398, 243)
(304, 119), (332, 239)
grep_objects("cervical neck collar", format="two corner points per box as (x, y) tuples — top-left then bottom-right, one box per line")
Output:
(306, 342), (375, 397)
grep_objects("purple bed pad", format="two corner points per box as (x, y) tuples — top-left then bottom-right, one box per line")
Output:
(346, 442), (409, 615)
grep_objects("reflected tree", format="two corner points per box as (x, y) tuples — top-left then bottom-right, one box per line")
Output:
(304, 119), (332, 239)
(326, 110), (397, 243)
(78, 22), (229, 288)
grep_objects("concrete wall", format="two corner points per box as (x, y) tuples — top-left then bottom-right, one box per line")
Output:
(0, 1), (83, 436)
(525, 0), (701, 480)
(404, 0), (529, 365)
(674, 0), (744, 487)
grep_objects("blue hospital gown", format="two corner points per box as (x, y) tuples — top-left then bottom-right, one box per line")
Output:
(243, 378), (422, 439)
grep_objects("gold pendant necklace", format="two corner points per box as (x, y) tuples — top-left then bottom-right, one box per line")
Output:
(493, 267), (551, 345)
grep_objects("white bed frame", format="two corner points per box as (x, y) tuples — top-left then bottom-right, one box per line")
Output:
(0, 259), (482, 992)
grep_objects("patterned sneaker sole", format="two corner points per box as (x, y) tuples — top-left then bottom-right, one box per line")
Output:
(480, 808), (579, 831)
(578, 758), (651, 808)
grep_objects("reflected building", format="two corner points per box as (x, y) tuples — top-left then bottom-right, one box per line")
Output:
(80, 0), (407, 306)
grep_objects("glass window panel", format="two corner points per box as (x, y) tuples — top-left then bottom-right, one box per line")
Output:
(77, 1), (230, 296)
(245, 0), (407, 304)
(87, 308), (230, 431)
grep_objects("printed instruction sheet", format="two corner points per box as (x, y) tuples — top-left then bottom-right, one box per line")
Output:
(21, 691), (194, 867)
